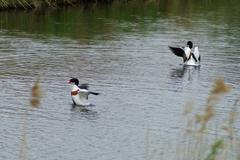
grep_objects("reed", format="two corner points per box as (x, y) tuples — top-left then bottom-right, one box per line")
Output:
(30, 78), (42, 108)
(0, 0), (117, 9)
(20, 78), (42, 160)
(180, 78), (239, 160)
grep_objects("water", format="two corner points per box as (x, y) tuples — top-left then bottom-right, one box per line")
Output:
(0, 1), (240, 159)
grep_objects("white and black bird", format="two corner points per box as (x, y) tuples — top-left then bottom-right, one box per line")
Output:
(68, 78), (99, 106)
(169, 41), (201, 66)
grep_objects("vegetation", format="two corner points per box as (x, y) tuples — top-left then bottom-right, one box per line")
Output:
(30, 78), (42, 108)
(20, 78), (42, 160)
(1, 0), (239, 10)
(179, 78), (239, 160)
(0, 0), (119, 9)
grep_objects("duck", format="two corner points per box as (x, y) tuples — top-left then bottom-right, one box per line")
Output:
(169, 41), (200, 66)
(68, 78), (99, 106)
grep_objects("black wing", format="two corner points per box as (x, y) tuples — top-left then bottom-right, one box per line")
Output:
(78, 83), (89, 90)
(168, 46), (187, 62)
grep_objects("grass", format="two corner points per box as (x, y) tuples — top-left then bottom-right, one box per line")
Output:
(20, 78), (42, 160)
(179, 78), (239, 160)
(30, 78), (42, 108)
(204, 139), (224, 160)
(0, 0), (120, 9)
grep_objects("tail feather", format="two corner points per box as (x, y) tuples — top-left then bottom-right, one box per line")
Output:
(89, 92), (100, 95)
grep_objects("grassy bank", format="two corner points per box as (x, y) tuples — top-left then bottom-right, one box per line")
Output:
(0, 0), (118, 9)
(1, 0), (239, 10)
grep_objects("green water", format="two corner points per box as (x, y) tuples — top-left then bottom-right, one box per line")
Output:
(1, 0), (239, 43)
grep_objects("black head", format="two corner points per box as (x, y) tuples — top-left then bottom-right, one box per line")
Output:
(187, 41), (193, 49)
(68, 78), (79, 85)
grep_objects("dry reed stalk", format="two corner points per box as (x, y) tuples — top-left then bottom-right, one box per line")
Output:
(30, 78), (42, 108)
(19, 109), (28, 160)
(179, 78), (236, 160)
(19, 78), (42, 159)
(196, 78), (231, 132)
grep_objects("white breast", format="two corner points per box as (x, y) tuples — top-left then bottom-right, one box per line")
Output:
(71, 85), (90, 106)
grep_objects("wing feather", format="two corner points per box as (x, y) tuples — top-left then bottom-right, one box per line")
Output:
(193, 46), (200, 62)
(78, 89), (89, 100)
(169, 46), (187, 62)
(78, 83), (89, 90)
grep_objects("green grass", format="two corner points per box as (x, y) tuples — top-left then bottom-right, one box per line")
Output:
(204, 139), (224, 160)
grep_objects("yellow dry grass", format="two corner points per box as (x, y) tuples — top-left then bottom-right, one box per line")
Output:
(180, 78), (239, 160)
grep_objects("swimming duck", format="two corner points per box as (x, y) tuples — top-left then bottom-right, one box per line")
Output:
(68, 78), (99, 106)
(169, 41), (200, 66)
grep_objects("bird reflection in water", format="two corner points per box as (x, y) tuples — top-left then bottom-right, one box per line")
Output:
(70, 104), (98, 120)
(171, 65), (200, 80)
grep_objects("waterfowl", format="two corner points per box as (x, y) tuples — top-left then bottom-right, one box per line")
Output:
(169, 41), (200, 66)
(68, 78), (99, 106)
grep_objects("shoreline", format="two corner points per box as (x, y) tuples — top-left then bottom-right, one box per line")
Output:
(0, 0), (121, 10)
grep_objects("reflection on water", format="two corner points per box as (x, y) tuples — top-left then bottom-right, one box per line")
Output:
(171, 65), (200, 80)
(70, 105), (99, 121)
(0, 0), (240, 160)
(171, 66), (188, 79)
(0, 0), (240, 44)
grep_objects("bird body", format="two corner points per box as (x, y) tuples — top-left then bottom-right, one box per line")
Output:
(193, 46), (200, 62)
(184, 46), (191, 60)
(68, 78), (99, 106)
(71, 84), (90, 106)
(169, 41), (201, 66)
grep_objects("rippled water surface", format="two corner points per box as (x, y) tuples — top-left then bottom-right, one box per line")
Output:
(0, 1), (240, 159)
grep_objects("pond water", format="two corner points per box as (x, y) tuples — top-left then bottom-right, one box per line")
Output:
(0, 0), (240, 159)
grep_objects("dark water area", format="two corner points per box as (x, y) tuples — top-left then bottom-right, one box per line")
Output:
(0, 0), (240, 159)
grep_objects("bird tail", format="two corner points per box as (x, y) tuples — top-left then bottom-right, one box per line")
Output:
(89, 92), (100, 95)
